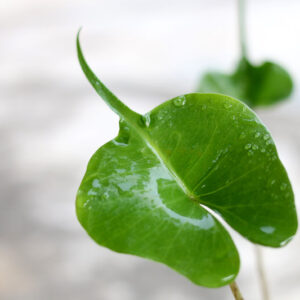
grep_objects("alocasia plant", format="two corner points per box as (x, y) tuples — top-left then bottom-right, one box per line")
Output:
(76, 32), (297, 290)
(198, 0), (293, 108)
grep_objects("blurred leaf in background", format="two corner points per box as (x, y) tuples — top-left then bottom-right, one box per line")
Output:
(198, 0), (293, 108)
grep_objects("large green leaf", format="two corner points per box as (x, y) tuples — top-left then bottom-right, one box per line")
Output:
(198, 58), (293, 108)
(76, 33), (297, 288)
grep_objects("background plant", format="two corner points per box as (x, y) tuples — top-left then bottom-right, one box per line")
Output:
(198, 0), (293, 108)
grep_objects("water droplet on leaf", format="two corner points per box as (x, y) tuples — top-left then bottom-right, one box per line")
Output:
(255, 132), (261, 138)
(260, 226), (275, 234)
(280, 236), (293, 246)
(266, 140), (272, 145)
(245, 144), (251, 150)
(173, 96), (186, 107)
(224, 103), (232, 109)
(141, 113), (151, 128)
(92, 179), (101, 188)
(280, 183), (287, 191)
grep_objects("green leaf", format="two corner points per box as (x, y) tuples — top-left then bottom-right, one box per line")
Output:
(76, 33), (297, 288)
(198, 58), (293, 108)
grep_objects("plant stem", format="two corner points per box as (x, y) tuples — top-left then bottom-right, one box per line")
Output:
(238, 0), (247, 59)
(230, 281), (244, 300)
(255, 246), (270, 300)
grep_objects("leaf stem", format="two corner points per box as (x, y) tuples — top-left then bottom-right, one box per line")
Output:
(76, 30), (141, 125)
(238, 0), (247, 59)
(229, 281), (244, 300)
(255, 246), (270, 300)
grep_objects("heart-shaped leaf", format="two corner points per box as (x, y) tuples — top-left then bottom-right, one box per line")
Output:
(198, 58), (293, 108)
(76, 33), (297, 288)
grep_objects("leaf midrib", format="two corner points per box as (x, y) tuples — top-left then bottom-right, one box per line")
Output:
(131, 123), (199, 202)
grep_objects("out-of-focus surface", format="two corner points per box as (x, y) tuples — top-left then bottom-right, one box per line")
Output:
(1, 0), (300, 299)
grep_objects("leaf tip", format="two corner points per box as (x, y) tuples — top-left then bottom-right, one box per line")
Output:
(77, 27), (83, 37)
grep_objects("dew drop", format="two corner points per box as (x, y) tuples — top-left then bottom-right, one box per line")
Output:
(157, 111), (164, 121)
(245, 144), (251, 150)
(260, 148), (266, 153)
(248, 150), (254, 156)
(280, 183), (287, 191)
(221, 274), (235, 282)
(112, 139), (128, 146)
(260, 226), (275, 234)
(103, 192), (109, 199)
(92, 179), (101, 188)
(231, 115), (236, 120)
(255, 132), (261, 138)
(266, 140), (272, 145)
(173, 96), (186, 107)
(141, 113), (151, 128)
(280, 236), (293, 246)
(270, 179), (276, 185)
(224, 103), (232, 109)
(83, 199), (90, 207)
(263, 134), (270, 141)
(252, 144), (258, 150)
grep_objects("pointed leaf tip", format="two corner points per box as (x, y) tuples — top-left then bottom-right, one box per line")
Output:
(76, 32), (140, 124)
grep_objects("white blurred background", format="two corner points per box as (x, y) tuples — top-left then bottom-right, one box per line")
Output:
(1, 0), (300, 299)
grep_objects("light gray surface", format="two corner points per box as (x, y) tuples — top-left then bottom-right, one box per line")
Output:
(1, 0), (300, 299)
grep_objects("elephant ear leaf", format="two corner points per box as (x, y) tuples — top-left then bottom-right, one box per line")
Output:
(76, 32), (297, 288)
(198, 58), (293, 108)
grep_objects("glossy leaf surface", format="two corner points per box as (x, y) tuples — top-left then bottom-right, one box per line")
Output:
(76, 34), (297, 288)
(198, 58), (293, 108)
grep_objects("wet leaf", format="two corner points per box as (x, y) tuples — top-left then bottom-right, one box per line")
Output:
(76, 33), (297, 288)
(198, 58), (293, 108)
